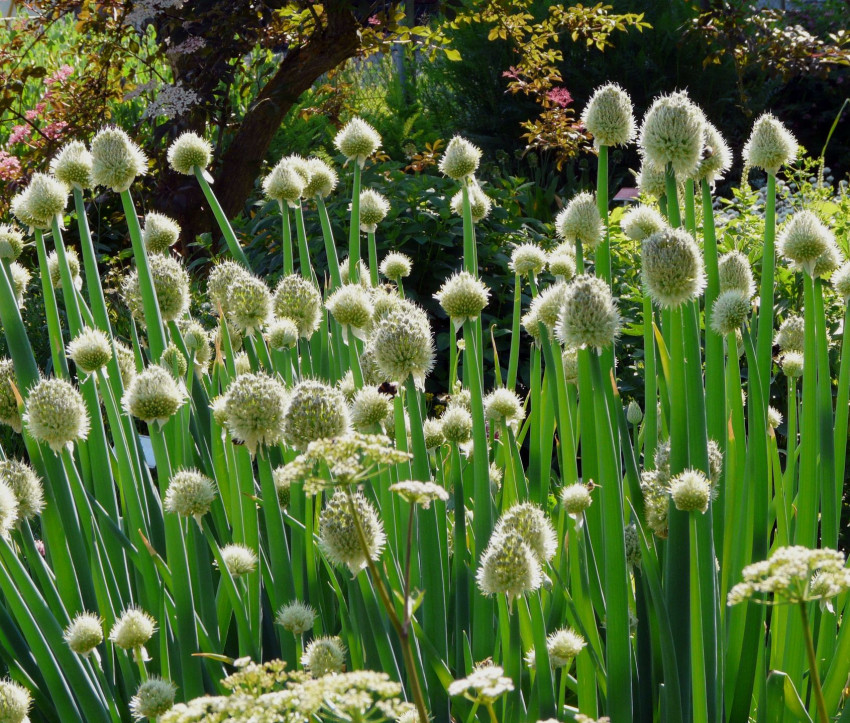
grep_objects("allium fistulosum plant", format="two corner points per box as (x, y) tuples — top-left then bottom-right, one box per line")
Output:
(0, 82), (846, 723)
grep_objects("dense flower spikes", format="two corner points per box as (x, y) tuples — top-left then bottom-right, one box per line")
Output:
(223, 372), (288, 453)
(496, 503), (556, 563)
(14, 173), (68, 230)
(110, 606), (156, 653)
(0, 225), (23, 262)
(555, 274), (620, 351)
(208, 260), (251, 313)
(639, 91), (706, 177)
(227, 275), (272, 335)
(547, 628), (587, 667)
(282, 379), (349, 449)
(641, 227), (706, 307)
(561, 483), (592, 516)
(122, 254), (190, 324)
(164, 469), (216, 522)
(0, 679), (31, 723)
(218, 544), (258, 577)
(775, 315), (805, 353)
(620, 205), (665, 242)
(326, 284), (374, 341)
(64, 612), (103, 656)
(718, 250), (755, 298)
(477, 528), (542, 602)
(744, 113), (797, 175)
(358, 189), (389, 232)
(24, 377), (90, 454)
(123, 365), (187, 426)
(483, 388), (525, 423)
(350, 387), (392, 431)
(510, 243), (547, 278)
(302, 636), (346, 677)
(380, 252), (412, 282)
(67, 327), (112, 375)
(0, 360), (22, 434)
(439, 136), (482, 180)
(263, 158), (304, 205)
(303, 157), (337, 198)
(130, 678), (177, 721)
(435, 271), (490, 325)
(441, 404), (473, 445)
(50, 141), (93, 190)
(318, 490), (386, 575)
(368, 305), (434, 389)
(276, 601), (316, 636)
(778, 210), (834, 275)
(334, 117), (381, 166)
(143, 212), (180, 254)
(273, 275), (323, 339)
(693, 121), (732, 184)
(167, 131), (212, 175)
(0, 460), (43, 522)
(711, 290), (751, 336)
(450, 183), (492, 222)
(556, 192), (604, 250)
(90, 127), (147, 192)
(670, 469), (711, 513)
(581, 82), (636, 148)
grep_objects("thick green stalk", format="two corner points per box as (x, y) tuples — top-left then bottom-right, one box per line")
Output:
(193, 167), (251, 269)
(316, 196), (342, 288)
(643, 297), (658, 467)
(813, 280), (836, 547)
(689, 514), (708, 723)
(507, 274), (522, 390)
(293, 201), (317, 285)
(348, 164), (362, 282)
(596, 145), (611, 285)
(834, 302), (850, 529)
(800, 603), (830, 723)
(796, 274), (819, 548)
(755, 173), (777, 399)
(280, 202), (294, 276)
(33, 230), (69, 377)
(367, 230), (379, 286)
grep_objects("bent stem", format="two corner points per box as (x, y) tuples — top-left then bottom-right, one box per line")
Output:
(800, 602), (829, 723)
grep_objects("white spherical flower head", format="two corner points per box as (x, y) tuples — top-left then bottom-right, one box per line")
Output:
(303, 157), (337, 198)
(123, 365), (187, 426)
(510, 243), (547, 278)
(451, 182), (492, 222)
(483, 388), (525, 423)
(263, 157), (305, 206)
(548, 248), (576, 281)
(441, 404), (473, 445)
(556, 192), (604, 250)
(718, 250), (755, 298)
(223, 372), (288, 453)
(167, 131), (212, 176)
(781, 351), (804, 378)
(286, 154), (312, 186)
(24, 377), (90, 454)
(164, 469), (216, 522)
(228, 275), (272, 335)
(670, 469), (711, 513)
(266, 317), (299, 350)
(358, 189), (389, 232)
(142, 212), (180, 254)
(775, 315), (805, 353)
(555, 274), (620, 351)
(621, 205), (666, 242)
(582, 82), (636, 148)
(130, 678), (176, 721)
(521, 282), (568, 344)
(641, 227), (706, 308)
(380, 251), (412, 282)
(369, 305), (435, 389)
(711, 290), (751, 336)
(90, 127), (147, 192)
(66, 327), (112, 376)
(64, 612), (104, 656)
(50, 141), (93, 190)
(0, 225), (24, 262)
(832, 261), (850, 301)
(110, 606), (156, 654)
(0, 460), (43, 522)
(812, 242), (842, 279)
(693, 121), (732, 184)
(217, 544), (258, 578)
(561, 482), (592, 516)
(318, 490), (386, 575)
(334, 117), (381, 166)
(0, 679), (31, 723)
(122, 254), (190, 324)
(158, 344), (187, 381)
(496, 502), (557, 564)
(349, 387), (392, 431)
(639, 91), (706, 178)
(275, 601), (316, 636)
(423, 417), (444, 450)
(778, 210), (834, 276)
(435, 270), (490, 327)
(636, 159), (676, 200)
(440, 136), (482, 180)
(547, 628), (586, 667)
(477, 528), (543, 602)
(23, 173), (68, 229)
(47, 246), (81, 290)
(282, 379), (349, 449)
(9, 262), (30, 308)
(273, 274), (323, 339)
(0, 482), (18, 538)
(301, 636), (346, 677)
(744, 113), (798, 175)
(10, 189), (43, 231)
(767, 406), (783, 430)
(207, 260), (252, 314)
(326, 284), (374, 342)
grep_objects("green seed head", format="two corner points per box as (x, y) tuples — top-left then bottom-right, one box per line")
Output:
(547, 628), (586, 667)
(496, 502), (557, 563)
(0, 225), (24, 262)
(157, 344), (188, 378)
(318, 490), (385, 575)
(223, 372), (288, 453)
(24, 172), (68, 228)
(778, 210), (834, 275)
(275, 601), (316, 636)
(476, 528), (542, 602)
(547, 249), (576, 281)
(24, 377), (90, 454)
(177, 320), (211, 372)
(562, 348), (579, 385)
(744, 113), (797, 175)
(450, 182), (492, 222)
(625, 523), (642, 566)
(115, 340), (137, 386)
(522, 282), (568, 343)
(350, 387), (392, 431)
(228, 275), (272, 335)
(710, 289), (751, 336)
(767, 406), (783, 430)
(50, 141), (93, 190)
(90, 127), (147, 192)
(718, 251), (755, 298)
(556, 192), (604, 250)
(130, 678), (176, 721)
(67, 327), (112, 375)
(693, 120), (732, 184)
(781, 351), (804, 378)
(142, 212), (180, 254)
(303, 157), (337, 198)
(639, 91), (706, 178)
(64, 612), (103, 656)
(435, 271), (490, 324)
(642, 227), (706, 308)
(302, 636), (346, 677)
(581, 82), (635, 148)
(813, 242), (842, 279)
(334, 117), (381, 165)
(9, 262), (29, 308)
(626, 400), (643, 425)
(560, 482), (592, 516)
(164, 469), (216, 520)
(441, 404), (473, 445)
(358, 189), (390, 232)
(621, 205), (666, 242)
(123, 365), (187, 426)
(10, 189), (44, 231)
(440, 136), (482, 180)
(483, 388), (525, 423)
(380, 252), (412, 281)
(0, 679), (31, 723)
(217, 544), (258, 578)
(423, 417), (445, 450)
(47, 246), (81, 290)
(207, 260), (252, 314)
(555, 274), (620, 350)
(0, 482), (18, 539)
(510, 243), (547, 278)
(368, 305), (434, 389)
(832, 262), (850, 300)
(109, 606), (156, 651)
(0, 459), (42, 522)
(266, 317), (299, 350)
(273, 274), (323, 339)
(326, 284), (374, 339)
(670, 469), (711, 513)
(272, 464), (292, 507)
(263, 158), (305, 205)
(167, 131), (212, 175)
(122, 254), (190, 323)
(775, 315), (805, 353)
(282, 379), (349, 450)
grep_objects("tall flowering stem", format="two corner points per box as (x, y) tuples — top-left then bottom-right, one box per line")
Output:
(193, 167), (251, 269)
(316, 196), (342, 288)
(755, 173), (777, 399)
(348, 163), (362, 283)
(834, 301), (850, 503)
(812, 280), (836, 547)
(280, 202), (294, 276)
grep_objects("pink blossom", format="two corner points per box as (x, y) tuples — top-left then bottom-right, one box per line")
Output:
(546, 87), (573, 108)
(8, 125), (30, 145)
(44, 64), (74, 87)
(367, 14), (380, 25)
(42, 121), (68, 140)
(24, 102), (46, 121)
(0, 151), (22, 181)
(502, 67), (521, 80)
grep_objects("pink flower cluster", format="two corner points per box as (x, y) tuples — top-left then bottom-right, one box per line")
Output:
(8, 125), (30, 145)
(546, 87), (573, 108)
(0, 151), (22, 182)
(44, 64), (73, 87)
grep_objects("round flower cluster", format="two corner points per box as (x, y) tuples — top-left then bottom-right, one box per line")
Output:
(448, 663), (514, 705)
(167, 132), (212, 175)
(63, 612), (104, 656)
(556, 192), (604, 250)
(326, 284), (374, 340)
(47, 247), (81, 291)
(67, 327), (112, 375)
(122, 254), (190, 324)
(435, 271), (490, 326)
(718, 251), (755, 298)
(227, 275), (272, 335)
(581, 82), (635, 148)
(620, 205), (665, 242)
(318, 490), (386, 575)
(24, 377), (90, 454)
(263, 157), (304, 206)
(711, 290), (752, 336)
(50, 141), (93, 190)
(0, 460), (44, 522)
(142, 212), (180, 254)
(282, 379), (349, 449)
(349, 387), (392, 432)
(477, 527), (543, 602)
(522, 282), (567, 344)
(358, 189), (390, 232)
(218, 544), (258, 578)
(11, 173), (68, 230)
(302, 636), (346, 678)
(303, 157), (337, 198)
(561, 483), (593, 517)
(164, 469), (216, 522)
(0, 481), (18, 538)
(0, 679), (31, 723)
(744, 113), (797, 175)
(380, 252), (412, 282)
(670, 469), (711, 513)
(223, 372), (288, 453)
(267, 317), (299, 350)
(130, 678), (177, 721)
(109, 606), (156, 658)
(693, 121), (732, 184)
(450, 182), (492, 222)
(334, 117), (381, 166)
(208, 260), (251, 314)
(778, 210), (835, 276)
(775, 315), (805, 353)
(0, 225), (23, 262)
(441, 404), (473, 445)
(483, 388), (525, 424)
(273, 275), (323, 339)
(639, 91), (705, 177)
(555, 275), (620, 350)
(123, 365), (187, 426)
(496, 503), (556, 564)
(546, 628), (586, 667)
(440, 136), (482, 180)
(275, 601), (316, 636)
(368, 305), (434, 389)
(389, 480), (449, 509)
(90, 127), (147, 192)
(548, 246), (576, 281)
(510, 243), (547, 278)
(642, 227), (706, 308)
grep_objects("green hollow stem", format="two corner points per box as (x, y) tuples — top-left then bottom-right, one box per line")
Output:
(796, 273), (819, 548)
(348, 163), (362, 283)
(367, 231), (379, 287)
(33, 229), (69, 378)
(293, 201), (317, 286)
(280, 202), (294, 276)
(834, 302), (850, 517)
(316, 196), (342, 288)
(813, 279), (836, 547)
(507, 274), (522, 390)
(689, 514), (708, 723)
(755, 173), (777, 403)
(193, 166), (251, 269)
(643, 297), (658, 467)
(800, 602), (830, 723)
